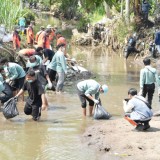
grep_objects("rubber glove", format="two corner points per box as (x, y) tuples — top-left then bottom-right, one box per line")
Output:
(5, 78), (10, 83)
(48, 82), (52, 89)
(94, 99), (99, 104)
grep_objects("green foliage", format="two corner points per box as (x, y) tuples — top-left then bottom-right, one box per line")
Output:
(113, 19), (133, 43)
(149, 0), (157, 15)
(0, 0), (35, 30)
(88, 4), (105, 23)
(0, 0), (22, 30)
(20, 8), (36, 25)
(76, 9), (90, 31)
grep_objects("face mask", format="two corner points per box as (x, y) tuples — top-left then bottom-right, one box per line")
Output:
(27, 80), (33, 83)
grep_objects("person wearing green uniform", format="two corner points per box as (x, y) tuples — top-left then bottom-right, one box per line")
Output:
(51, 43), (67, 93)
(0, 73), (13, 104)
(77, 79), (108, 116)
(0, 58), (26, 92)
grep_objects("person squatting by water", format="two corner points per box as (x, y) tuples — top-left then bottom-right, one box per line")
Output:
(15, 70), (48, 121)
(138, 58), (160, 108)
(77, 79), (108, 117)
(123, 88), (153, 131)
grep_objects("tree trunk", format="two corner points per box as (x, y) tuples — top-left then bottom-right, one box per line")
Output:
(121, 0), (124, 17)
(103, 1), (111, 18)
(125, 0), (130, 24)
(134, 0), (141, 16)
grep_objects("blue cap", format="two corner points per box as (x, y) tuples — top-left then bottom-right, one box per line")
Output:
(102, 85), (108, 94)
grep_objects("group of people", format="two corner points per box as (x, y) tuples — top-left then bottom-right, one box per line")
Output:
(13, 17), (67, 51)
(1, 14), (160, 132)
(0, 21), (70, 121)
(123, 58), (160, 131)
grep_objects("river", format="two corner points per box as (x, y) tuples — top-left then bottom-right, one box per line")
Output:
(0, 14), (159, 160)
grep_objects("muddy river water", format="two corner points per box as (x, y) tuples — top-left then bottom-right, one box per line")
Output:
(0, 15), (160, 160)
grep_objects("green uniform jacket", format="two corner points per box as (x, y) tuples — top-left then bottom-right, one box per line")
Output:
(140, 66), (160, 89)
(47, 51), (67, 73)
(77, 79), (100, 100)
(4, 62), (26, 80)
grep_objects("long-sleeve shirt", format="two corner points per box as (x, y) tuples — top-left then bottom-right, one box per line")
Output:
(140, 65), (160, 89)
(47, 54), (57, 71)
(54, 51), (67, 73)
(4, 63), (26, 80)
(123, 95), (153, 121)
(77, 79), (100, 100)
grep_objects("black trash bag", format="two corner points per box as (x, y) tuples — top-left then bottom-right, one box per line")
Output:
(93, 104), (111, 120)
(3, 98), (19, 119)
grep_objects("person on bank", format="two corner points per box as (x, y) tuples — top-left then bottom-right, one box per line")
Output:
(123, 88), (153, 131)
(18, 17), (26, 34)
(26, 22), (34, 47)
(15, 70), (48, 121)
(77, 79), (108, 117)
(141, 0), (151, 21)
(139, 58), (160, 107)
(12, 26), (21, 51)
(124, 33), (140, 59)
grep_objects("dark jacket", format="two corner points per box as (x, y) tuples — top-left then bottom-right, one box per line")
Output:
(155, 31), (160, 45)
(142, 2), (151, 13)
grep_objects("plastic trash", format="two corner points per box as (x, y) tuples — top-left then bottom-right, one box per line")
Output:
(3, 97), (19, 119)
(93, 104), (111, 120)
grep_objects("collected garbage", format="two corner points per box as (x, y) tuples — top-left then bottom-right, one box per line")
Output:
(93, 104), (111, 120)
(3, 98), (19, 119)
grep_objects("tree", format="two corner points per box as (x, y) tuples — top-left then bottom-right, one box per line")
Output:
(125, 0), (130, 24)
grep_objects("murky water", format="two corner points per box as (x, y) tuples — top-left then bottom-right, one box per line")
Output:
(0, 15), (160, 160)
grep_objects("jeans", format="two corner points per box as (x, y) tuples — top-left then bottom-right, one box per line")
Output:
(156, 45), (160, 54)
(56, 72), (65, 92)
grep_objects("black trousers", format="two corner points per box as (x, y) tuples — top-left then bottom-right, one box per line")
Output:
(125, 46), (140, 59)
(24, 101), (42, 121)
(135, 119), (150, 126)
(47, 68), (57, 82)
(142, 83), (155, 107)
(77, 88), (94, 108)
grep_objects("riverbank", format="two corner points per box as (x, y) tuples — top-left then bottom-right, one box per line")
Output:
(82, 116), (160, 160)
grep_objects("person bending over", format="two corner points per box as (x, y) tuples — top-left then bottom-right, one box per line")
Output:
(77, 79), (108, 117)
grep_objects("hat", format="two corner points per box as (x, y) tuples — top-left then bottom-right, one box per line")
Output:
(102, 85), (108, 94)
(46, 25), (53, 29)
